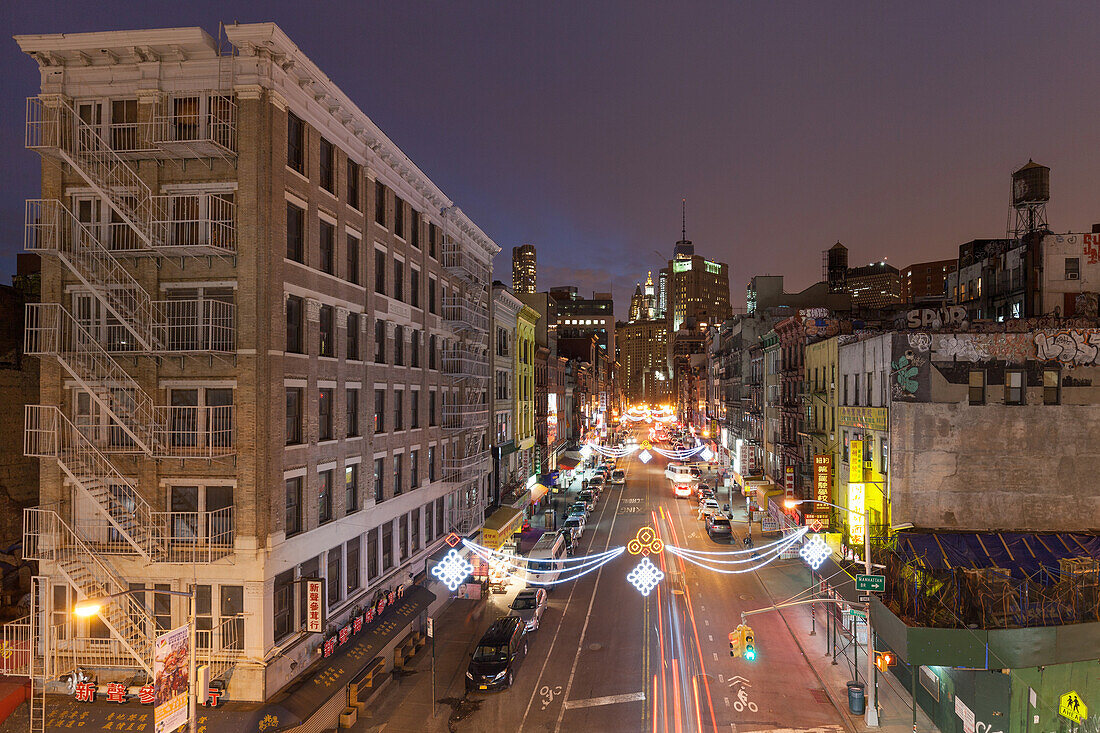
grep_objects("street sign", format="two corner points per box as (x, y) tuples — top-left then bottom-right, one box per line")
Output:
(858, 594), (872, 603)
(846, 608), (867, 619)
(856, 574), (885, 592)
(1059, 690), (1087, 724)
(426, 617), (434, 639)
(761, 517), (779, 532)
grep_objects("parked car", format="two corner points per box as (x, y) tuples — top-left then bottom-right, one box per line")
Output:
(579, 490), (597, 510)
(563, 516), (585, 540)
(589, 475), (605, 489)
(706, 514), (732, 539)
(610, 469), (626, 485)
(509, 588), (549, 632)
(466, 616), (528, 691)
(698, 498), (721, 518)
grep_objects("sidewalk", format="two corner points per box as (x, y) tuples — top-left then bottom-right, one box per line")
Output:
(736, 509), (940, 733)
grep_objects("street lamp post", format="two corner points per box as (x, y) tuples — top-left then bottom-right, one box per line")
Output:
(786, 497), (879, 727)
(74, 588), (199, 733)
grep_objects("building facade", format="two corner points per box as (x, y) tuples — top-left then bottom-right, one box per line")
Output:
(900, 258), (957, 305)
(550, 287), (615, 355)
(515, 306), (539, 481)
(11, 23), (497, 707)
(491, 285), (522, 505)
(511, 243), (536, 294)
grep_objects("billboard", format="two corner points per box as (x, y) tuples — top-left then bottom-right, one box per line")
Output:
(154, 624), (190, 733)
(812, 454), (832, 530)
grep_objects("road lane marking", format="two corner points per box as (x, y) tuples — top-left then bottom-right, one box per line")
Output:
(708, 635), (713, 642)
(718, 674), (724, 683)
(704, 619), (709, 626)
(724, 697), (730, 707)
(712, 652), (718, 661)
(552, 466), (627, 733)
(563, 691), (646, 710)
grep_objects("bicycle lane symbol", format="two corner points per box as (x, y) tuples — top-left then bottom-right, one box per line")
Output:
(540, 684), (563, 710)
(728, 678), (758, 713)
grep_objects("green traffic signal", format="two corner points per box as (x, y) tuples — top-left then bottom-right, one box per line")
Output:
(741, 626), (756, 662)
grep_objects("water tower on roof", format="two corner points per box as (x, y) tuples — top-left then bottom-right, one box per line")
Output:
(1010, 160), (1050, 239)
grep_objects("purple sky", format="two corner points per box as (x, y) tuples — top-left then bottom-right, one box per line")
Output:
(3, 1), (1099, 314)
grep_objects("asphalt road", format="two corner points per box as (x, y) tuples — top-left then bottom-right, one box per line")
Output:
(450, 429), (848, 733)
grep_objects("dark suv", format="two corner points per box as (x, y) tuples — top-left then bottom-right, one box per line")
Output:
(466, 616), (528, 691)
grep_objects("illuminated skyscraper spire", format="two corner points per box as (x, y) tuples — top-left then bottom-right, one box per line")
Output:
(673, 198), (694, 259)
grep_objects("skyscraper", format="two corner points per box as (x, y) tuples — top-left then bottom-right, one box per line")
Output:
(512, 244), (537, 293)
(665, 204), (731, 331)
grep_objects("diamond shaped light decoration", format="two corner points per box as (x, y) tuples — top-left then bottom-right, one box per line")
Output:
(627, 556), (665, 596)
(700, 447), (714, 462)
(432, 548), (474, 591)
(638, 449), (652, 464)
(798, 535), (832, 571)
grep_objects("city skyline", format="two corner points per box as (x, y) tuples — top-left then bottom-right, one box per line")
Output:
(3, 2), (1100, 317)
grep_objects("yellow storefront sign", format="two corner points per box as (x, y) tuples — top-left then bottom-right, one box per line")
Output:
(1059, 690), (1087, 724)
(849, 440), (864, 483)
(838, 406), (888, 432)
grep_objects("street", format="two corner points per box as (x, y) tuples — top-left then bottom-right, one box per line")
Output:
(364, 439), (851, 733)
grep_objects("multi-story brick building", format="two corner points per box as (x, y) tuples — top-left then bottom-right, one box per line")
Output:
(10, 22), (496, 715)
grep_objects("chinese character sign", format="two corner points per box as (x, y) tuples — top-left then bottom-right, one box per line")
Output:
(306, 579), (324, 633)
(812, 454), (832, 530)
(153, 624), (190, 733)
(784, 466), (795, 496)
(848, 440), (863, 484)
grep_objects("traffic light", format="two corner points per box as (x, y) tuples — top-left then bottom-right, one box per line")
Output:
(875, 650), (896, 671)
(741, 625), (756, 662)
(728, 630), (742, 658)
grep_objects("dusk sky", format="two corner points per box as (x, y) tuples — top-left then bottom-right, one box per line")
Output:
(3, 1), (1099, 314)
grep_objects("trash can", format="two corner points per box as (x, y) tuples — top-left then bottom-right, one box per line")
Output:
(846, 681), (865, 714)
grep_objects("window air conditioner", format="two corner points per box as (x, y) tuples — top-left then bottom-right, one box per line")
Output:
(1067, 272), (1080, 280)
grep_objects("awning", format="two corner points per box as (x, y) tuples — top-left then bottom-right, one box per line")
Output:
(557, 454), (581, 470)
(481, 505), (527, 550)
(529, 483), (550, 504)
(893, 531), (1100, 575)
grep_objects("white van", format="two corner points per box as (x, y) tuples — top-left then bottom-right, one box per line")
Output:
(665, 462), (700, 498)
(528, 532), (567, 588)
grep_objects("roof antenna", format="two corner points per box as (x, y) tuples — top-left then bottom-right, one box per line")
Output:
(681, 198), (687, 241)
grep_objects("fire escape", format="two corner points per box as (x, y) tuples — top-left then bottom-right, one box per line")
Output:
(3, 91), (244, 726)
(441, 237), (491, 536)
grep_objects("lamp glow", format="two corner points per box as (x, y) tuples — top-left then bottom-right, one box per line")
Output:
(73, 601), (102, 618)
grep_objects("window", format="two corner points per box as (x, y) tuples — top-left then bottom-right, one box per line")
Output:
(880, 439), (888, 475)
(346, 538), (360, 594)
(411, 507), (421, 552)
(382, 522), (393, 570)
(274, 570), (294, 640)
(393, 258), (404, 302)
(345, 464), (359, 514)
(865, 371), (872, 406)
(429, 222), (438, 258)
(393, 454), (404, 496)
(287, 112), (305, 173)
(285, 388), (303, 445)
(319, 388), (334, 441)
(424, 501), (434, 543)
(373, 458), (384, 503)
(1005, 369), (1025, 405)
(347, 312), (360, 361)
(436, 497), (444, 536)
(286, 296), (304, 353)
(319, 305), (335, 357)
(411, 210), (421, 248)
(346, 235), (360, 285)
(1066, 257), (1080, 280)
(318, 469), (333, 524)
(367, 527), (379, 580)
(346, 388), (359, 437)
(1043, 369), (1060, 405)
(319, 221), (335, 274)
(853, 374), (860, 406)
(968, 370), (985, 405)
(374, 390), (385, 433)
(319, 138), (335, 193)
(410, 449), (419, 488)
(375, 249), (386, 294)
(410, 330), (421, 368)
(394, 196), (405, 238)
(399, 515), (409, 560)
(394, 326), (404, 365)
(429, 390), (437, 427)
(374, 180), (387, 226)
(429, 335), (437, 370)
(428, 446), (436, 482)
(286, 203), (304, 262)
(410, 268), (420, 308)
(374, 320), (386, 363)
(285, 476), (302, 536)
(347, 160), (361, 209)
(326, 545), (342, 608)
(428, 276), (437, 313)
(394, 390), (404, 431)
(411, 390), (420, 429)
(843, 375), (849, 406)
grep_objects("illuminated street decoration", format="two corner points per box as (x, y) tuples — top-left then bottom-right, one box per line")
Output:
(666, 529), (808, 574)
(627, 526), (664, 556)
(638, 449), (652, 463)
(799, 535), (832, 570)
(463, 540), (624, 586)
(700, 447), (714, 462)
(432, 548), (474, 591)
(627, 556), (664, 596)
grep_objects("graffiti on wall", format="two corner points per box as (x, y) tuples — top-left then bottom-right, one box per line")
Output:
(891, 350), (925, 399)
(1034, 330), (1100, 366)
